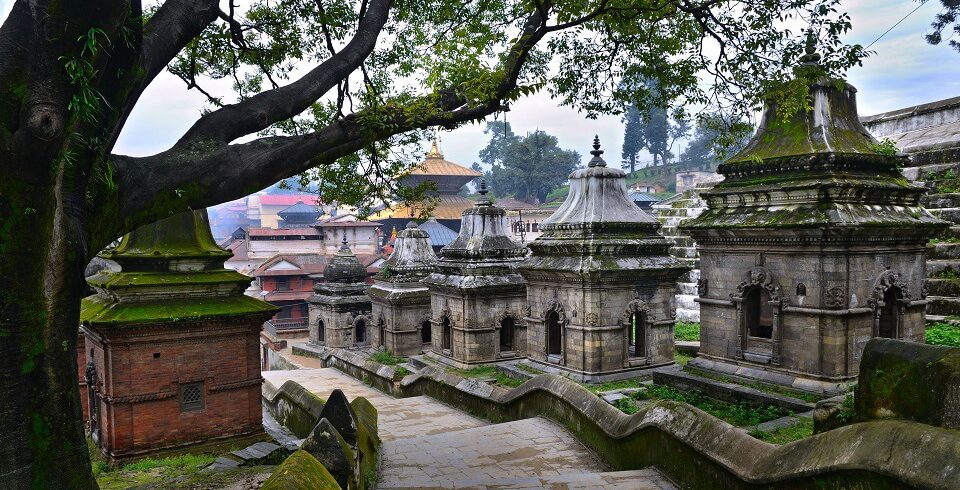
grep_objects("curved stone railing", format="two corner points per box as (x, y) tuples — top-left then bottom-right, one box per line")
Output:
(262, 379), (326, 438)
(302, 348), (960, 489)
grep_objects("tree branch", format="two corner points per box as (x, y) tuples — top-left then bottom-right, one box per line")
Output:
(113, 4), (548, 230)
(177, 0), (393, 145)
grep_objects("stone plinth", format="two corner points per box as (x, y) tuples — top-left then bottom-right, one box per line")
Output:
(422, 182), (529, 365)
(308, 239), (371, 348)
(519, 138), (690, 382)
(80, 210), (275, 462)
(368, 222), (438, 355)
(684, 57), (948, 394)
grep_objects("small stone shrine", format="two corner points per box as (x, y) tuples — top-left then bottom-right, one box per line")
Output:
(307, 237), (372, 348)
(80, 210), (275, 462)
(423, 181), (528, 365)
(519, 138), (689, 381)
(683, 40), (947, 394)
(368, 222), (439, 355)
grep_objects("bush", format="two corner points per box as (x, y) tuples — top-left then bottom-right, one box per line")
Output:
(927, 322), (960, 347)
(369, 351), (406, 366)
(630, 385), (790, 427)
(674, 322), (700, 341)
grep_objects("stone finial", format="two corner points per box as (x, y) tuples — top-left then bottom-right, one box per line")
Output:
(340, 233), (349, 251)
(588, 135), (607, 168)
(405, 221), (418, 229)
(799, 29), (822, 66)
(476, 179), (492, 206)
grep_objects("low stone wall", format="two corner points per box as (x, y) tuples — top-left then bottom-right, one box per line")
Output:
(302, 347), (960, 489)
(263, 380), (326, 438)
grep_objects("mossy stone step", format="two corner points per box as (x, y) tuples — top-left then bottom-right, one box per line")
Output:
(927, 260), (960, 277)
(926, 278), (960, 297)
(929, 208), (960, 223)
(927, 242), (960, 260)
(922, 193), (960, 208)
(926, 296), (960, 317)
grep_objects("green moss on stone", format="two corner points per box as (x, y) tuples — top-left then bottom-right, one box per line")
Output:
(80, 295), (277, 326)
(261, 450), (341, 490)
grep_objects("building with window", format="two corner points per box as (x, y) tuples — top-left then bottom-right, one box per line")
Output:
(253, 254), (327, 338)
(368, 222), (439, 355)
(519, 138), (689, 382)
(80, 210), (275, 462)
(306, 239), (373, 349)
(423, 182), (529, 366)
(683, 53), (947, 395)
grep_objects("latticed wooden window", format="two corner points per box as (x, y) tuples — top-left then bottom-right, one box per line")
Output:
(179, 382), (205, 412)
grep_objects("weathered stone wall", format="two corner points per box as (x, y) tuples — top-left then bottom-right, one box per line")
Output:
(696, 245), (929, 389)
(308, 298), (372, 348)
(428, 284), (527, 363)
(368, 285), (432, 356)
(524, 280), (676, 376)
(651, 188), (712, 323)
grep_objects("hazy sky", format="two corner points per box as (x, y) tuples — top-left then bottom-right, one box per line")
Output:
(2, 0), (958, 174)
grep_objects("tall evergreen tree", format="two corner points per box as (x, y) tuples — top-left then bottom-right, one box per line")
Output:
(621, 106), (646, 174)
(484, 130), (579, 203)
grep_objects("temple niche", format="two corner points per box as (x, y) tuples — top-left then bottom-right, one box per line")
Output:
(422, 181), (529, 366)
(368, 222), (439, 355)
(306, 237), (372, 349)
(80, 210), (275, 462)
(683, 43), (947, 395)
(519, 138), (690, 381)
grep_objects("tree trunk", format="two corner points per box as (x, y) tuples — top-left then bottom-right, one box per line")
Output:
(0, 170), (97, 488)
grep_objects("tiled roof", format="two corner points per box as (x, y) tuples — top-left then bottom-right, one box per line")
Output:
(389, 195), (474, 220)
(253, 252), (382, 277)
(262, 291), (312, 301)
(227, 239), (249, 260)
(628, 192), (660, 203)
(278, 201), (323, 216)
(408, 158), (483, 177)
(259, 194), (321, 206)
(249, 227), (321, 236)
(417, 218), (458, 247)
(317, 221), (383, 227)
(494, 198), (540, 210)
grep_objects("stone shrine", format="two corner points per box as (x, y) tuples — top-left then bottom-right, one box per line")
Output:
(423, 181), (529, 365)
(683, 44), (947, 394)
(307, 237), (372, 348)
(368, 222), (439, 355)
(519, 138), (689, 381)
(80, 210), (275, 462)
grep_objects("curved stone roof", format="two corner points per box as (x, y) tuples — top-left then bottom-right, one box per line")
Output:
(376, 221), (438, 280)
(418, 218), (458, 248)
(440, 181), (527, 261)
(323, 238), (368, 283)
(541, 138), (659, 229)
(278, 200), (322, 218)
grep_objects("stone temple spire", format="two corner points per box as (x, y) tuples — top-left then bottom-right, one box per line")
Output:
(587, 135), (607, 168)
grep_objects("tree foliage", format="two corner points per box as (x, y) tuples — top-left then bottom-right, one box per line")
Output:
(621, 105), (645, 174)
(926, 1), (960, 52)
(680, 114), (754, 168)
(485, 130), (579, 203)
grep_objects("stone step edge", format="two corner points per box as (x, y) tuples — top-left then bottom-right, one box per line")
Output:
(377, 468), (674, 489)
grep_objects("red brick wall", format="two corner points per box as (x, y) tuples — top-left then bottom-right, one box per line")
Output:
(260, 275), (314, 293)
(83, 313), (269, 461)
(78, 335), (88, 422)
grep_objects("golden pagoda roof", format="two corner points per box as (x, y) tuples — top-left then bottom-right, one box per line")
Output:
(385, 195), (475, 220)
(408, 141), (482, 178)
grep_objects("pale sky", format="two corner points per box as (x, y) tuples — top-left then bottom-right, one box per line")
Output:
(2, 0), (958, 175)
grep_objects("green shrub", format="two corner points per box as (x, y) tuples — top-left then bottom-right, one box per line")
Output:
(369, 351), (406, 366)
(927, 322), (960, 347)
(616, 397), (640, 415)
(393, 366), (411, 381)
(674, 322), (700, 341)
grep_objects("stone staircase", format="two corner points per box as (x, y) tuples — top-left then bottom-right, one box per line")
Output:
(651, 187), (711, 323)
(263, 368), (677, 490)
(907, 163), (960, 321)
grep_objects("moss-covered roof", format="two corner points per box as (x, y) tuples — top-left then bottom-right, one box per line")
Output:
(80, 295), (277, 326)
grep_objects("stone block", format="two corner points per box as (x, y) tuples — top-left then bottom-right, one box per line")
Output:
(262, 449), (341, 490)
(300, 418), (354, 489)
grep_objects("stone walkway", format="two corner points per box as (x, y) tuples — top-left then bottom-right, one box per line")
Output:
(263, 367), (677, 489)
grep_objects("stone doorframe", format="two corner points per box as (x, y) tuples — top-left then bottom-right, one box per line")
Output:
(618, 300), (653, 367)
(433, 307), (453, 355)
(349, 313), (371, 345)
(376, 313), (387, 348)
(494, 310), (523, 358)
(867, 269), (911, 339)
(730, 266), (785, 366)
(417, 313), (432, 347)
(543, 299), (568, 365)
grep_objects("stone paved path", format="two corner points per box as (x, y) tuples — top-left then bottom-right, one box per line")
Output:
(263, 368), (676, 489)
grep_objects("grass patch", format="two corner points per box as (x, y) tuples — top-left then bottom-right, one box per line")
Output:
(675, 321), (700, 341)
(369, 351), (406, 366)
(93, 446), (235, 489)
(927, 322), (960, 347)
(393, 366), (411, 381)
(451, 365), (526, 388)
(749, 417), (814, 444)
(684, 366), (821, 403)
(932, 268), (960, 279)
(616, 397), (641, 415)
(584, 377), (644, 395)
(629, 385), (791, 427)
(515, 363), (545, 375)
(675, 351), (693, 367)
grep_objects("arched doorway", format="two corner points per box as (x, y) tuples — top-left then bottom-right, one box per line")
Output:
(420, 320), (432, 344)
(745, 288), (773, 339)
(627, 312), (644, 358)
(878, 287), (902, 338)
(317, 319), (325, 343)
(499, 317), (515, 352)
(378, 318), (385, 347)
(355, 320), (366, 344)
(442, 316), (452, 351)
(546, 311), (562, 357)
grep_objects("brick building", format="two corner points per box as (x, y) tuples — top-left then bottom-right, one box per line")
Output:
(80, 210), (275, 462)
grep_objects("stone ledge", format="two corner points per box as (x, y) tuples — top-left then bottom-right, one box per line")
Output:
(297, 347), (960, 489)
(653, 367), (815, 413)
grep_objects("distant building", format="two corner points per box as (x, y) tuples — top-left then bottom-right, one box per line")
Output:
(254, 254), (327, 338)
(374, 140), (482, 236)
(629, 182), (666, 194)
(627, 191), (660, 211)
(496, 198), (553, 244)
(258, 194), (323, 228)
(675, 170), (722, 193)
(416, 218), (458, 252)
(277, 200), (323, 228)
